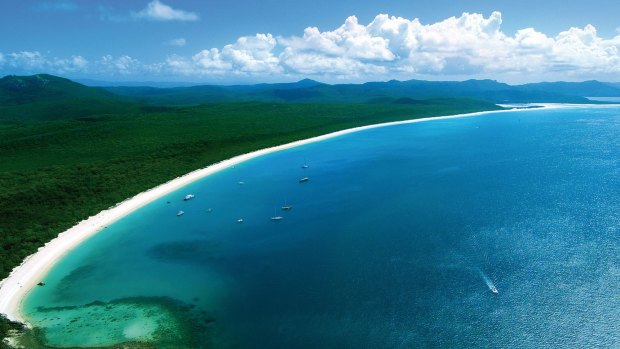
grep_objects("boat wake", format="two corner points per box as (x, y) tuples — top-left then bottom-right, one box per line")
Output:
(478, 269), (498, 295)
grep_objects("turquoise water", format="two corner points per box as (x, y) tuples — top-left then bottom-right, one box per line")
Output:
(23, 107), (620, 348)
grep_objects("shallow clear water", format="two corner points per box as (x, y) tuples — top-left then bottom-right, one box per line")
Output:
(23, 107), (620, 348)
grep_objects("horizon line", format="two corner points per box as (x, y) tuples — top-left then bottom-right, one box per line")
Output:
(2, 72), (619, 88)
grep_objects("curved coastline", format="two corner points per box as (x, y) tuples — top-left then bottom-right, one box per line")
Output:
(0, 103), (583, 326)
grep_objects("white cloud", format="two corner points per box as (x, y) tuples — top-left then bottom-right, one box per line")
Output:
(163, 11), (620, 81)
(550, 25), (620, 74)
(275, 11), (620, 80)
(166, 38), (187, 47)
(280, 16), (395, 62)
(4, 12), (620, 82)
(169, 34), (282, 76)
(133, 0), (198, 22)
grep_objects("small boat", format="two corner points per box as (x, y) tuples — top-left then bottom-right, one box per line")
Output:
(238, 181), (245, 185)
(271, 208), (284, 220)
(206, 208), (212, 213)
(299, 177), (309, 183)
(184, 194), (195, 201)
(301, 164), (309, 169)
(490, 286), (498, 294)
(237, 218), (244, 223)
(37, 282), (45, 287)
(177, 210), (185, 216)
(281, 201), (292, 210)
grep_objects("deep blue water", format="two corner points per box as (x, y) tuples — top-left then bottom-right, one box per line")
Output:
(23, 107), (620, 348)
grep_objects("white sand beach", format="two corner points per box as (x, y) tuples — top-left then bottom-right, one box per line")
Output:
(0, 105), (578, 325)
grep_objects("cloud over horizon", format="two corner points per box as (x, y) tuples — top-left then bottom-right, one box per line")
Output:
(2, 11), (620, 83)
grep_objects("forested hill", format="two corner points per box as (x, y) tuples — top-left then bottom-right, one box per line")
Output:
(0, 74), (139, 121)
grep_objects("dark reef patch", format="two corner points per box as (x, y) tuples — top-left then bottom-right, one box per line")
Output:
(146, 239), (222, 266)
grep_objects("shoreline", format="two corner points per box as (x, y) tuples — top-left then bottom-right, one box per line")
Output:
(0, 103), (595, 326)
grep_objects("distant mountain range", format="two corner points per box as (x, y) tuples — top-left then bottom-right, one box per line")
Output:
(102, 77), (620, 105)
(75, 79), (200, 88)
(2, 74), (619, 121)
(517, 81), (620, 98)
(607, 82), (620, 90)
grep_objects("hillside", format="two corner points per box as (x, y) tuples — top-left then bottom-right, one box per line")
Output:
(0, 74), (139, 121)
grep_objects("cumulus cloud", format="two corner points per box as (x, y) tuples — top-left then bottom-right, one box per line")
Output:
(133, 0), (198, 22)
(167, 34), (282, 77)
(159, 11), (620, 81)
(3, 12), (620, 82)
(166, 38), (187, 47)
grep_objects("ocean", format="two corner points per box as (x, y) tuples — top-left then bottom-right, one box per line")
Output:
(22, 106), (620, 348)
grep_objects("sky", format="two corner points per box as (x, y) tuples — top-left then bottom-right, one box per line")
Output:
(1, 0), (620, 84)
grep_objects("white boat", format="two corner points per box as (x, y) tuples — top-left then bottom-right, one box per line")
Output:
(301, 164), (309, 169)
(237, 218), (244, 223)
(272, 208), (284, 220)
(183, 194), (195, 201)
(299, 177), (309, 183)
(490, 286), (498, 294)
(238, 181), (245, 185)
(177, 210), (185, 216)
(281, 201), (292, 210)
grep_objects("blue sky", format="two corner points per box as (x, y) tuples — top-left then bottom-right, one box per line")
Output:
(1, 0), (620, 83)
